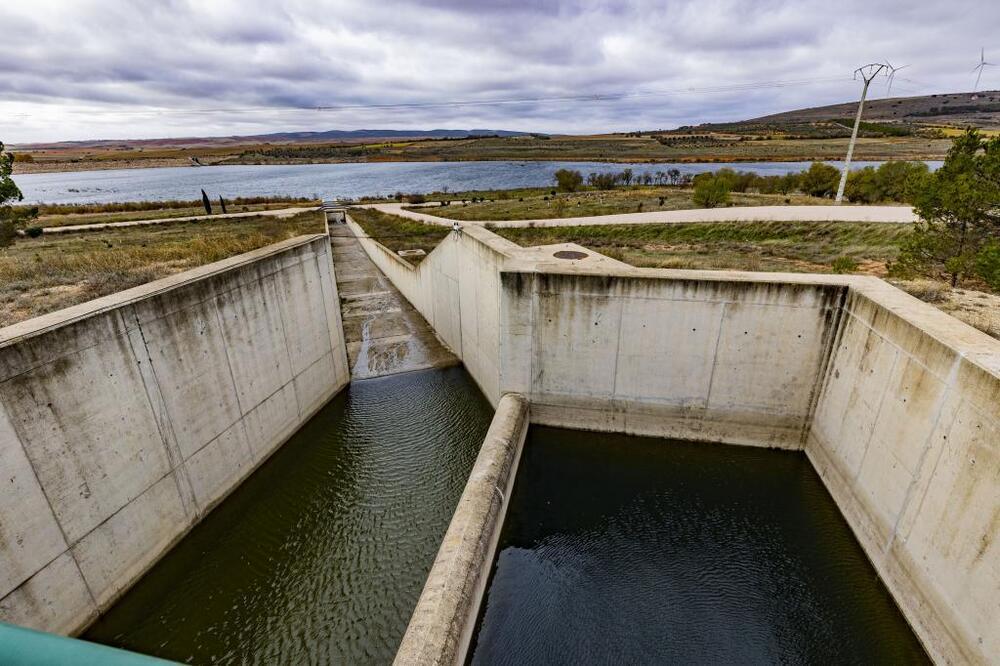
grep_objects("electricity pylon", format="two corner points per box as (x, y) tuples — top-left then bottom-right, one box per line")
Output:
(836, 63), (888, 204)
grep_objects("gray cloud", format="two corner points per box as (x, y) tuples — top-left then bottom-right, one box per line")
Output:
(2, 0), (999, 142)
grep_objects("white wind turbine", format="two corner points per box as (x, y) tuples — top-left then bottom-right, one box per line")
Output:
(973, 48), (995, 92)
(885, 60), (910, 95)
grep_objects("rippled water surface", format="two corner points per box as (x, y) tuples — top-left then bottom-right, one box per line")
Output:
(471, 427), (929, 664)
(85, 367), (493, 664)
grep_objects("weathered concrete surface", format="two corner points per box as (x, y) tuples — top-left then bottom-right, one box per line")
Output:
(500, 270), (847, 448)
(32, 207), (319, 235)
(345, 215), (626, 404)
(807, 282), (1000, 666)
(0, 235), (349, 635)
(363, 202), (917, 228)
(356, 220), (997, 665)
(394, 393), (529, 666)
(329, 224), (458, 379)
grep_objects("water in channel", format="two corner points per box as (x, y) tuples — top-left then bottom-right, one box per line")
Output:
(84, 367), (493, 664)
(470, 426), (930, 665)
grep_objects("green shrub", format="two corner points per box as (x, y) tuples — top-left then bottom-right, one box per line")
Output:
(25, 226), (43, 238)
(799, 162), (841, 198)
(692, 176), (730, 208)
(405, 193), (426, 204)
(553, 168), (583, 192)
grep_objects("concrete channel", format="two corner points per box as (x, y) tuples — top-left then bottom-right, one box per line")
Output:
(328, 224), (458, 379)
(0, 204), (997, 665)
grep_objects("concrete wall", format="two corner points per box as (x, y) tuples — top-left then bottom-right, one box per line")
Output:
(358, 222), (997, 665)
(0, 235), (350, 635)
(346, 217), (513, 405)
(806, 282), (999, 665)
(394, 393), (529, 666)
(499, 270), (847, 448)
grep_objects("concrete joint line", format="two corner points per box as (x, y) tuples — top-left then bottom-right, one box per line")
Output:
(703, 302), (729, 412)
(886, 358), (961, 552)
(0, 395), (96, 609)
(211, 289), (250, 417)
(853, 351), (900, 492)
(125, 307), (200, 518)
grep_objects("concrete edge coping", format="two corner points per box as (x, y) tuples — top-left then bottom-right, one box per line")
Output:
(30, 206), (322, 235)
(0, 234), (329, 346)
(393, 393), (530, 666)
(343, 216), (420, 273)
(345, 214), (520, 273)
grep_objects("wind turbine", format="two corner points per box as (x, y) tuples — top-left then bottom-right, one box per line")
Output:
(885, 60), (910, 95)
(973, 48), (995, 91)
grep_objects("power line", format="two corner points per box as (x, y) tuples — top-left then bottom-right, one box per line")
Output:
(6, 75), (854, 119)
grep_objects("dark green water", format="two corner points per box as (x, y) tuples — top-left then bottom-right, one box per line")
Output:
(85, 367), (493, 664)
(471, 427), (930, 665)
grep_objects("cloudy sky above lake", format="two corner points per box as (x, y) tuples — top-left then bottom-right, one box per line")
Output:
(3, 0), (999, 143)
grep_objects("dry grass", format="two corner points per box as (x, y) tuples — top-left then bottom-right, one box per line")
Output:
(892, 280), (1000, 339)
(494, 220), (911, 270)
(347, 207), (449, 263)
(0, 211), (325, 327)
(408, 187), (835, 222)
(495, 221), (1000, 339)
(26, 197), (319, 228)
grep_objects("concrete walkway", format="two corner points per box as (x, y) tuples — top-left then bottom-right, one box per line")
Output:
(35, 206), (320, 234)
(362, 202), (917, 228)
(328, 224), (458, 379)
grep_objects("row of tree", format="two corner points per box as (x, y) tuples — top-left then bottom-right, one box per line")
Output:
(557, 161), (933, 204)
(554, 167), (694, 192)
(691, 161), (932, 203)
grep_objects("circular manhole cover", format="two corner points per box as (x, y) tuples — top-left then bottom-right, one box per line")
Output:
(553, 250), (589, 260)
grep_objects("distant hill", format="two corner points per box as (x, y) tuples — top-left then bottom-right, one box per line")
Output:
(15, 128), (533, 151)
(750, 90), (1000, 128)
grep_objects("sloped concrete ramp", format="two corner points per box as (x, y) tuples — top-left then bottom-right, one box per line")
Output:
(329, 225), (458, 379)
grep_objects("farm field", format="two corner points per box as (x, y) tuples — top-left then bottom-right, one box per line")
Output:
(11, 133), (953, 174)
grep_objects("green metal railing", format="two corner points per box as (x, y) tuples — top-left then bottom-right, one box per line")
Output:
(0, 622), (175, 665)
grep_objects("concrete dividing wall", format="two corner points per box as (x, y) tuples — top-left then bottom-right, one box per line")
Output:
(394, 393), (529, 666)
(0, 235), (350, 635)
(499, 270), (847, 448)
(806, 282), (999, 665)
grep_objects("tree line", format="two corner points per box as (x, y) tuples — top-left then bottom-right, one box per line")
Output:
(555, 161), (933, 205)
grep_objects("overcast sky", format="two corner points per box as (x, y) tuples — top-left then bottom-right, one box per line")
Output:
(3, 0), (999, 143)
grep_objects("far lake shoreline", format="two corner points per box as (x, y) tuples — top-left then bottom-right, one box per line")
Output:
(16, 159), (942, 205)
